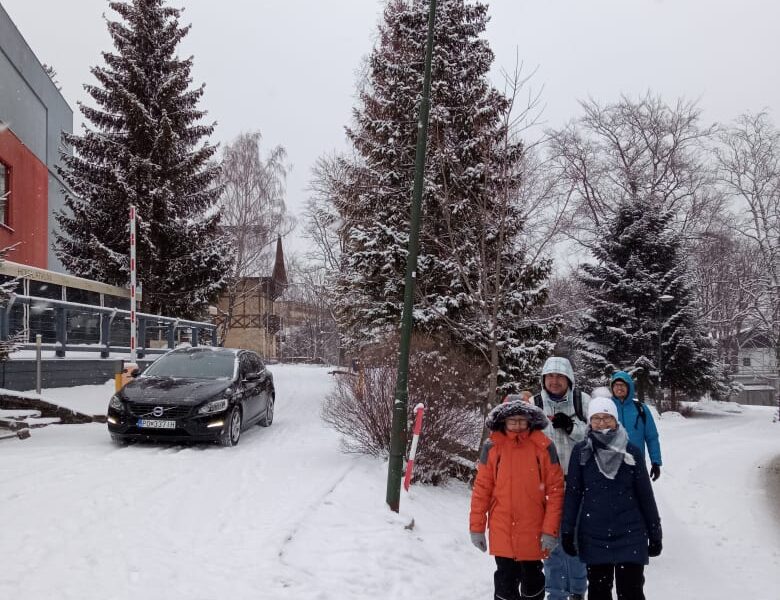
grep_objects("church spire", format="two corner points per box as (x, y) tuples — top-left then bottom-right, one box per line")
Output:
(270, 235), (287, 298)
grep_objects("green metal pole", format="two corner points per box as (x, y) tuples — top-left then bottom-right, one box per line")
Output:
(386, 0), (437, 513)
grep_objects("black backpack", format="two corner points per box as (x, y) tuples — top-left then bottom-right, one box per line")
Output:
(534, 390), (647, 428)
(534, 389), (586, 422)
(632, 400), (647, 427)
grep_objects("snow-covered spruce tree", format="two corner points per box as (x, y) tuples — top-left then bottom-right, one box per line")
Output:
(576, 195), (725, 406)
(333, 0), (555, 395)
(55, 0), (230, 318)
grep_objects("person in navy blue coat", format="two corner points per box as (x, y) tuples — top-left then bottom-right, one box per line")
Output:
(561, 397), (662, 600)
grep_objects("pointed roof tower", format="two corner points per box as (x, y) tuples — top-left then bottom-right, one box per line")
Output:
(270, 235), (287, 299)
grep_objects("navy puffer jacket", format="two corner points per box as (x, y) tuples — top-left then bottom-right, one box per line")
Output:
(562, 435), (662, 565)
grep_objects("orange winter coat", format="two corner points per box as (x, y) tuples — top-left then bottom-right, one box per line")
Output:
(469, 429), (565, 560)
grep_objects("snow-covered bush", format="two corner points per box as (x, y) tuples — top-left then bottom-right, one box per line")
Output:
(322, 333), (485, 485)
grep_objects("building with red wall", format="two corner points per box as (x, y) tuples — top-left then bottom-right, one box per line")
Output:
(0, 3), (73, 271)
(0, 127), (49, 267)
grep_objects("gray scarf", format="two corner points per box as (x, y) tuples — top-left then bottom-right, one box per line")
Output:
(580, 426), (636, 480)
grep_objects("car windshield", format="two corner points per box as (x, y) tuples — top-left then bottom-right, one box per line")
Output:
(142, 349), (236, 380)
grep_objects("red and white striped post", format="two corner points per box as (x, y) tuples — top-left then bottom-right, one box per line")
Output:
(129, 205), (137, 362)
(403, 403), (425, 492)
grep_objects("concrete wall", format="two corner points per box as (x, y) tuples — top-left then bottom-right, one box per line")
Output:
(0, 358), (156, 391)
(0, 45), (47, 158)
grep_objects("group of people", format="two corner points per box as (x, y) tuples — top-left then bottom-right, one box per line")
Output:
(469, 357), (663, 600)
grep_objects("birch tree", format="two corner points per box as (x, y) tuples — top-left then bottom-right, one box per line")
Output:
(218, 131), (293, 342)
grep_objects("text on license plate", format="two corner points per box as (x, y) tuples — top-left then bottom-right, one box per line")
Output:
(137, 419), (176, 429)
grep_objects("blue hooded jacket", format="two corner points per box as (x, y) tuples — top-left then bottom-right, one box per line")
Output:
(609, 371), (662, 466)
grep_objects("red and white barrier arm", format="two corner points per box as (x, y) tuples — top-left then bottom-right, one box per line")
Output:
(403, 403), (425, 492)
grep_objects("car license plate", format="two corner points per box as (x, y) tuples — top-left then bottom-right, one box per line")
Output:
(137, 419), (176, 429)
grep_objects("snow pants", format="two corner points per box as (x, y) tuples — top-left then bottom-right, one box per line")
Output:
(543, 542), (587, 600)
(586, 563), (645, 600)
(494, 556), (544, 600)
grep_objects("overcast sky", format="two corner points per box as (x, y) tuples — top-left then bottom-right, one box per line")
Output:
(3, 0), (778, 257)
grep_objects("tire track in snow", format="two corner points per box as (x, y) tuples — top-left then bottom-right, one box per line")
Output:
(277, 458), (360, 561)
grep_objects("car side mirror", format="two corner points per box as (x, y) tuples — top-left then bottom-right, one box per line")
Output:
(130, 368), (140, 378)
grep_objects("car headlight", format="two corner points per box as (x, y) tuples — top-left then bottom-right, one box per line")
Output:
(109, 395), (123, 412)
(198, 398), (229, 415)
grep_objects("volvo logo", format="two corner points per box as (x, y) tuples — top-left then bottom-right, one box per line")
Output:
(152, 406), (165, 417)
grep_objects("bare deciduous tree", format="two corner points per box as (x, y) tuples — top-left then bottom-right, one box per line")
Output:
(303, 153), (349, 272)
(547, 92), (724, 249)
(689, 225), (762, 373)
(715, 112), (780, 402)
(278, 256), (340, 365)
(218, 131), (294, 342)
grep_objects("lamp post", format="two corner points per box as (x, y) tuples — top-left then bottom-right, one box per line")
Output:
(656, 294), (675, 404)
(386, 0), (437, 513)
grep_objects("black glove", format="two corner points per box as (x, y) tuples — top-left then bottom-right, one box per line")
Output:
(562, 533), (577, 556)
(648, 538), (662, 557)
(650, 464), (661, 481)
(551, 412), (574, 434)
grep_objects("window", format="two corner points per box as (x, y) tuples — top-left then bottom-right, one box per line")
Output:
(743, 357), (751, 367)
(0, 161), (8, 225)
(239, 353), (253, 379)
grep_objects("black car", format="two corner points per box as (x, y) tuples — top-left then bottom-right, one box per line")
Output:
(107, 346), (275, 447)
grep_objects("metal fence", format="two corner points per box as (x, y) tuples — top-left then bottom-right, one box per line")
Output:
(0, 294), (217, 358)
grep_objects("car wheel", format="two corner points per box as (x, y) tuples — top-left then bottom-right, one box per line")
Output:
(219, 405), (242, 447)
(259, 395), (274, 427)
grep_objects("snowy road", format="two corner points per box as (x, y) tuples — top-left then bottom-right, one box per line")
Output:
(650, 405), (780, 598)
(2, 365), (780, 599)
(0, 366), (368, 600)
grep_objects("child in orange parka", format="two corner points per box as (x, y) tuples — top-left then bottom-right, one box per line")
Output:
(469, 399), (565, 600)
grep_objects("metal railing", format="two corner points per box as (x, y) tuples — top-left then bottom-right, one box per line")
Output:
(0, 294), (217, 358)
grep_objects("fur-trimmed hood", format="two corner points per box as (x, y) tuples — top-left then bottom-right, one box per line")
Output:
(485, 399), (549, 431)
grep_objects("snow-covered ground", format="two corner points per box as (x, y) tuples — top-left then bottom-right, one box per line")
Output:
(1, 364), (779, 599)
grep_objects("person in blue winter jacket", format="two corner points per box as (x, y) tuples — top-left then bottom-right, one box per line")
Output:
(561, 397), (662, 600)
(609, 371), (663, 481)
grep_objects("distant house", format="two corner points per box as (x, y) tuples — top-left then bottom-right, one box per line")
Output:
(214, 237), (287, 359)
(734, 329), (778, 406)
(737, 330), (776, 375)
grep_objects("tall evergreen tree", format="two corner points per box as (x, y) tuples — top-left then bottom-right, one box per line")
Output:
(577, 195), (724, 403)
(55, 0), (230, 318)
(333, 0), (556, 389)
